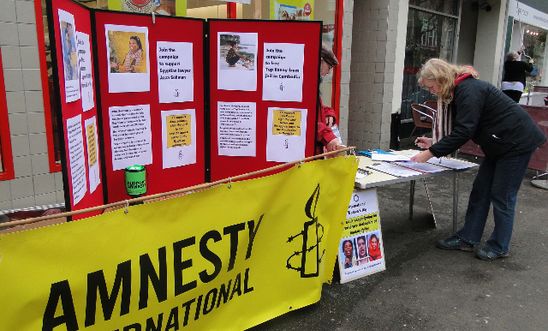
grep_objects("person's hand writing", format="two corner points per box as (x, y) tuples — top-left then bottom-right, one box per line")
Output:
(410, 150), (434, 163)
(414, 136), (433, 149)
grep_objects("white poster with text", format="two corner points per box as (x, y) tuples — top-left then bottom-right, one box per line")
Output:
(161, 109), (196, 169)
(76, 32), (94, 111)
(109, 105), (152, 171)
(218, 102), (256, 157)
(66, 115), (87, 205)
(266, 107), (307, 162)
(262, 43), (304, 102)
(339, 189), (386, 284)
(157, 41), (194, 103)
(58, 9), (80, 103)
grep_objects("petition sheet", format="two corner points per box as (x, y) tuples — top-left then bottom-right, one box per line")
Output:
(266, 107), (307, 162)
(161, 109), (197, 169)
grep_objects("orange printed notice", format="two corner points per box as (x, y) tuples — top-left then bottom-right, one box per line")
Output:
(166, 114), (191, 148)
(272, 110), (301, 136)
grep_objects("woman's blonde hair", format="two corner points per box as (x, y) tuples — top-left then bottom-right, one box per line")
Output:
(418, 58), (479, 102)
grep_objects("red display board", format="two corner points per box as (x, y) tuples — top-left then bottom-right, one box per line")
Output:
(93, 11), (206, 203)
(50, 0), (104, 219)
(208, 20), (321, 181)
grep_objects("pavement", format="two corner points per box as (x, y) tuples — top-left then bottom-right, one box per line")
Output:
(252, 155), (548, 330)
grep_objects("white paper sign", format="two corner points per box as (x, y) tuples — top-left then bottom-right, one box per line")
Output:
(339, 189), (386, 284)
(66, 115), (87, 205)
(76, 32), (94, 111)
(58, 9), (80, 103)
(161, 109), (197, 169)
(157, 41), (194, 103)
(262, 43), (304, 102)
(266, 107), (307, 162)
(84, 116), (101, 193)
(218, 32), (258, 91)
(109, 105), (152, 171)
(106, 24), (150, 93)
(218, 102), (256, 157)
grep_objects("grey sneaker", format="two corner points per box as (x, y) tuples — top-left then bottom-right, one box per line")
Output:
(436, 235), (475, 252)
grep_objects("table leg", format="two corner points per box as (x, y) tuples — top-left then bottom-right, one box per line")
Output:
(409, 180), (415, 220)
(452, 172), (459, 233)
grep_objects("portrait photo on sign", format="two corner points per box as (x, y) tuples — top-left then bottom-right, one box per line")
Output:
(106, 24), (150, 93)
(219, 33), (256, 71)
(340, 238), (357, 269)
(355, 235), (369, 265)
(367, 232), (383, 261)
(108, 31), (147, 74)
(60, 21), (78, 81)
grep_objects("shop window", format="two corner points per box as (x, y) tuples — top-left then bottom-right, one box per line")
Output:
(400, 5), (458, 125)
(0, 49), (15, 181)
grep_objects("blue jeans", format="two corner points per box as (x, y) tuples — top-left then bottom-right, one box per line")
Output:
(457, 151), (533, 254)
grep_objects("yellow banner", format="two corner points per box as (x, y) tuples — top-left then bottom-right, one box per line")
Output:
(0, 156), (357, 330)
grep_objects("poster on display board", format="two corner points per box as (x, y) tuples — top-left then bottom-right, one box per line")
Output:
(270, 0), (315, 20)
(50, 0), (105, 220)
(58, 9), (80, 103)
(107, 0), (187, 16)
(106, 24), (150, 93)
(339, 189), (386, 284)
(217, 32), (258, 91)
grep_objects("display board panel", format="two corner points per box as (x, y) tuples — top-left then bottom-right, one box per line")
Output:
(50, 0), (104, 219)
(208, 19), (321, 181)
(93, 11), (206, 203)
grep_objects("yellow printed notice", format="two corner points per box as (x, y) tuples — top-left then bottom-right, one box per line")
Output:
(166, 114), (191, 147)
(86, 123), (97, 166)
(273, 110), (301, 136)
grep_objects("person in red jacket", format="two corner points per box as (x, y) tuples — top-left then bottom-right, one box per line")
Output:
(317, 45), (345, 153)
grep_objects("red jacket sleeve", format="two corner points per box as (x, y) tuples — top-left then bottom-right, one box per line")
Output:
(317, 100), (338, 146)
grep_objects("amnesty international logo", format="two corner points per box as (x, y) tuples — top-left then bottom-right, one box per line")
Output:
(286, 184), (324, 278)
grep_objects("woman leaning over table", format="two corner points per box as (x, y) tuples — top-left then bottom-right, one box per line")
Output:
(410, 58), (546, 261)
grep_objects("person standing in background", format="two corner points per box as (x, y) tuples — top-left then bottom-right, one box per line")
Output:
(501, 51), (533, 103)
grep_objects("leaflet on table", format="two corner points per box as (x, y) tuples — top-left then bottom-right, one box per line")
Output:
(393, 161), (446, 173)
(427, 157), (477, 170)
(339, 189), (386, 283)
(367, 162), (422, 178)
(358, 149), (410, 161)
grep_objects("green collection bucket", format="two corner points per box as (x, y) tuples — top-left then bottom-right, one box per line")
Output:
(125, 165), (147, 197)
